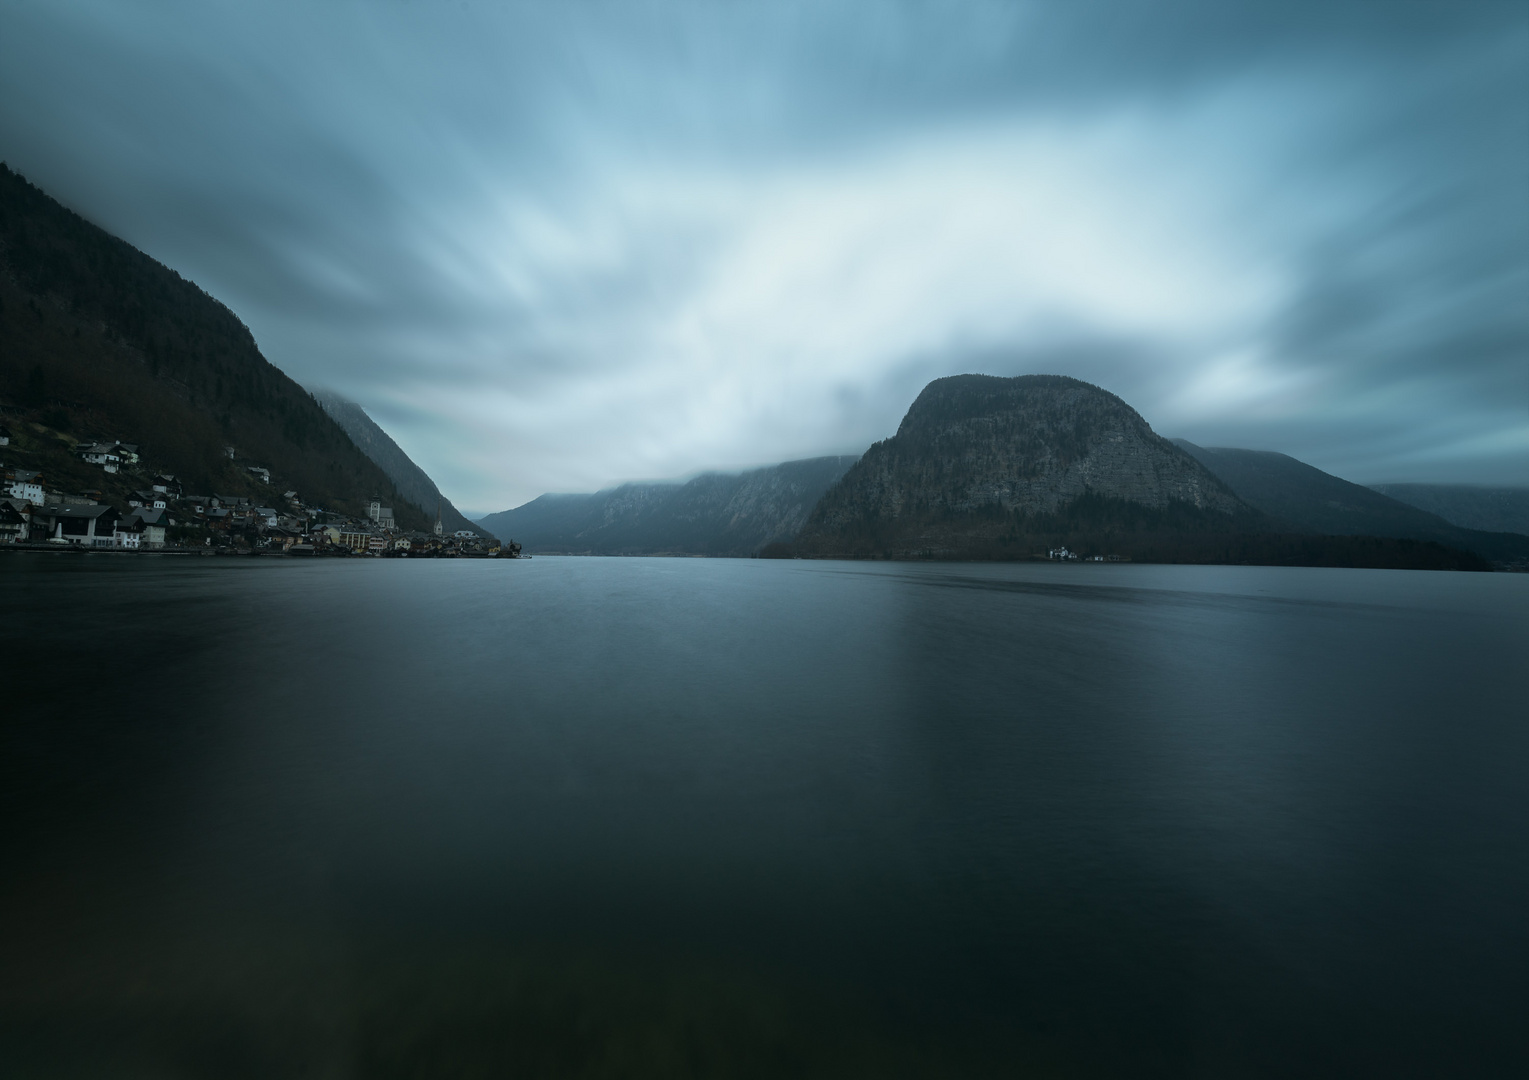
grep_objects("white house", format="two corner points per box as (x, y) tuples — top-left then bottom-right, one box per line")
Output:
(5, 471), (44, 505)
(74, 441), (138, 469)
(113, 519), (143, 549)
(76, 444), (120, 471)
(121, 507), (169, 549)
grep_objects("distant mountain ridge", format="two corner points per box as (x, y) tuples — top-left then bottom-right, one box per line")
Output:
(1369, 483), (1529, 537)
(0, 164), (424, 523)
(478, 374), (1504, 570)
(478, 456), (859, 555)
(310, 389), (489, 538)
(1173, 441), (1529, 564)
(485, 374), (1495, 570)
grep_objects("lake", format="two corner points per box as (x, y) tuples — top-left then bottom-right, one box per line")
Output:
(2, 554), (1526, 1077)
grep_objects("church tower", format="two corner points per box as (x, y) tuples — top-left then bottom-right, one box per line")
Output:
(433, 501), (443, 537)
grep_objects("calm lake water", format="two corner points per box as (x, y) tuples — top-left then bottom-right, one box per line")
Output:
(3, 554), (1527, 1077)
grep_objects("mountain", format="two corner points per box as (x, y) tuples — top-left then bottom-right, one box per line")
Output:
(787, 375), (1486, 569)
(478, 456), (860, 555)
(0, 164), (424, 524)
(1369, 483), (1529, 537)
(310, 388), (490, 538)
(1173, 442), (1529, 564)
(795, 374), (1252, 556)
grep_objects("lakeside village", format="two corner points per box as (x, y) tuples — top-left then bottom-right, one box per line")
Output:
(0, 428), (520, 557)
(1047, 546), (1124, 562)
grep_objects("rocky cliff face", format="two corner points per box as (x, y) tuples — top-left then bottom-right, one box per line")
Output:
(797, 374), (1246, 555)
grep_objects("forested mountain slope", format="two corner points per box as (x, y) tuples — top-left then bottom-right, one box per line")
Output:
(1368, 483), (1529, 537)
(479, 456), (859, 555)
(1173, 442), (1529, 564)
(311, 388), (489, 537)
(0, 164), (423, 523)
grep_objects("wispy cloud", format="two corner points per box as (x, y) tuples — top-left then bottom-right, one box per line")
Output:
(2, 1), (1524, 509)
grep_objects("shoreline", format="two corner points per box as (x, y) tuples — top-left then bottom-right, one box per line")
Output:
(0, 544), (522, 559)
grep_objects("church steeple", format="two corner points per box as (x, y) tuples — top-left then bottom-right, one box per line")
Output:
(433, 500), (443, 537)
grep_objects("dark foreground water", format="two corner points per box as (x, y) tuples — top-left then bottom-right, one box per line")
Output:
(2, 554), (1527, 1078)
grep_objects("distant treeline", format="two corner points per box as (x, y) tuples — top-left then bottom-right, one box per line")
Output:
(774, 493), (1489, 570)
(766, 533), (1486, 571)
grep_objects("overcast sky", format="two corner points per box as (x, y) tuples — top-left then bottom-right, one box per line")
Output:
(2, 1), (1525, 512)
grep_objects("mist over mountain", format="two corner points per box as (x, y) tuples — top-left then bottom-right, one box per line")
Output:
(482, 373), (1495, 570)
(2, 143), (1507, 571)
(1369, 484), (1529, 537)
(478, 456), (859, 556)
(0, 165), (423, 523)
(310, 388), (489, 538)
(1174, 442), (1529, 564)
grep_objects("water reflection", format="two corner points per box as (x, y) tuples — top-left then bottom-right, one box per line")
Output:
(3, 555), (1526, 1076)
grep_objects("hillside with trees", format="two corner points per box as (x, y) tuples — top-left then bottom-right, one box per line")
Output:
(1174, 442), (1529, 564)
(310, 388), (489, 538)
(479, 456), (859, 555)
(0, 164), (424, 525)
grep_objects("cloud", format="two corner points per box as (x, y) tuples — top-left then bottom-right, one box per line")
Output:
(1, 0), (1524, 509)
